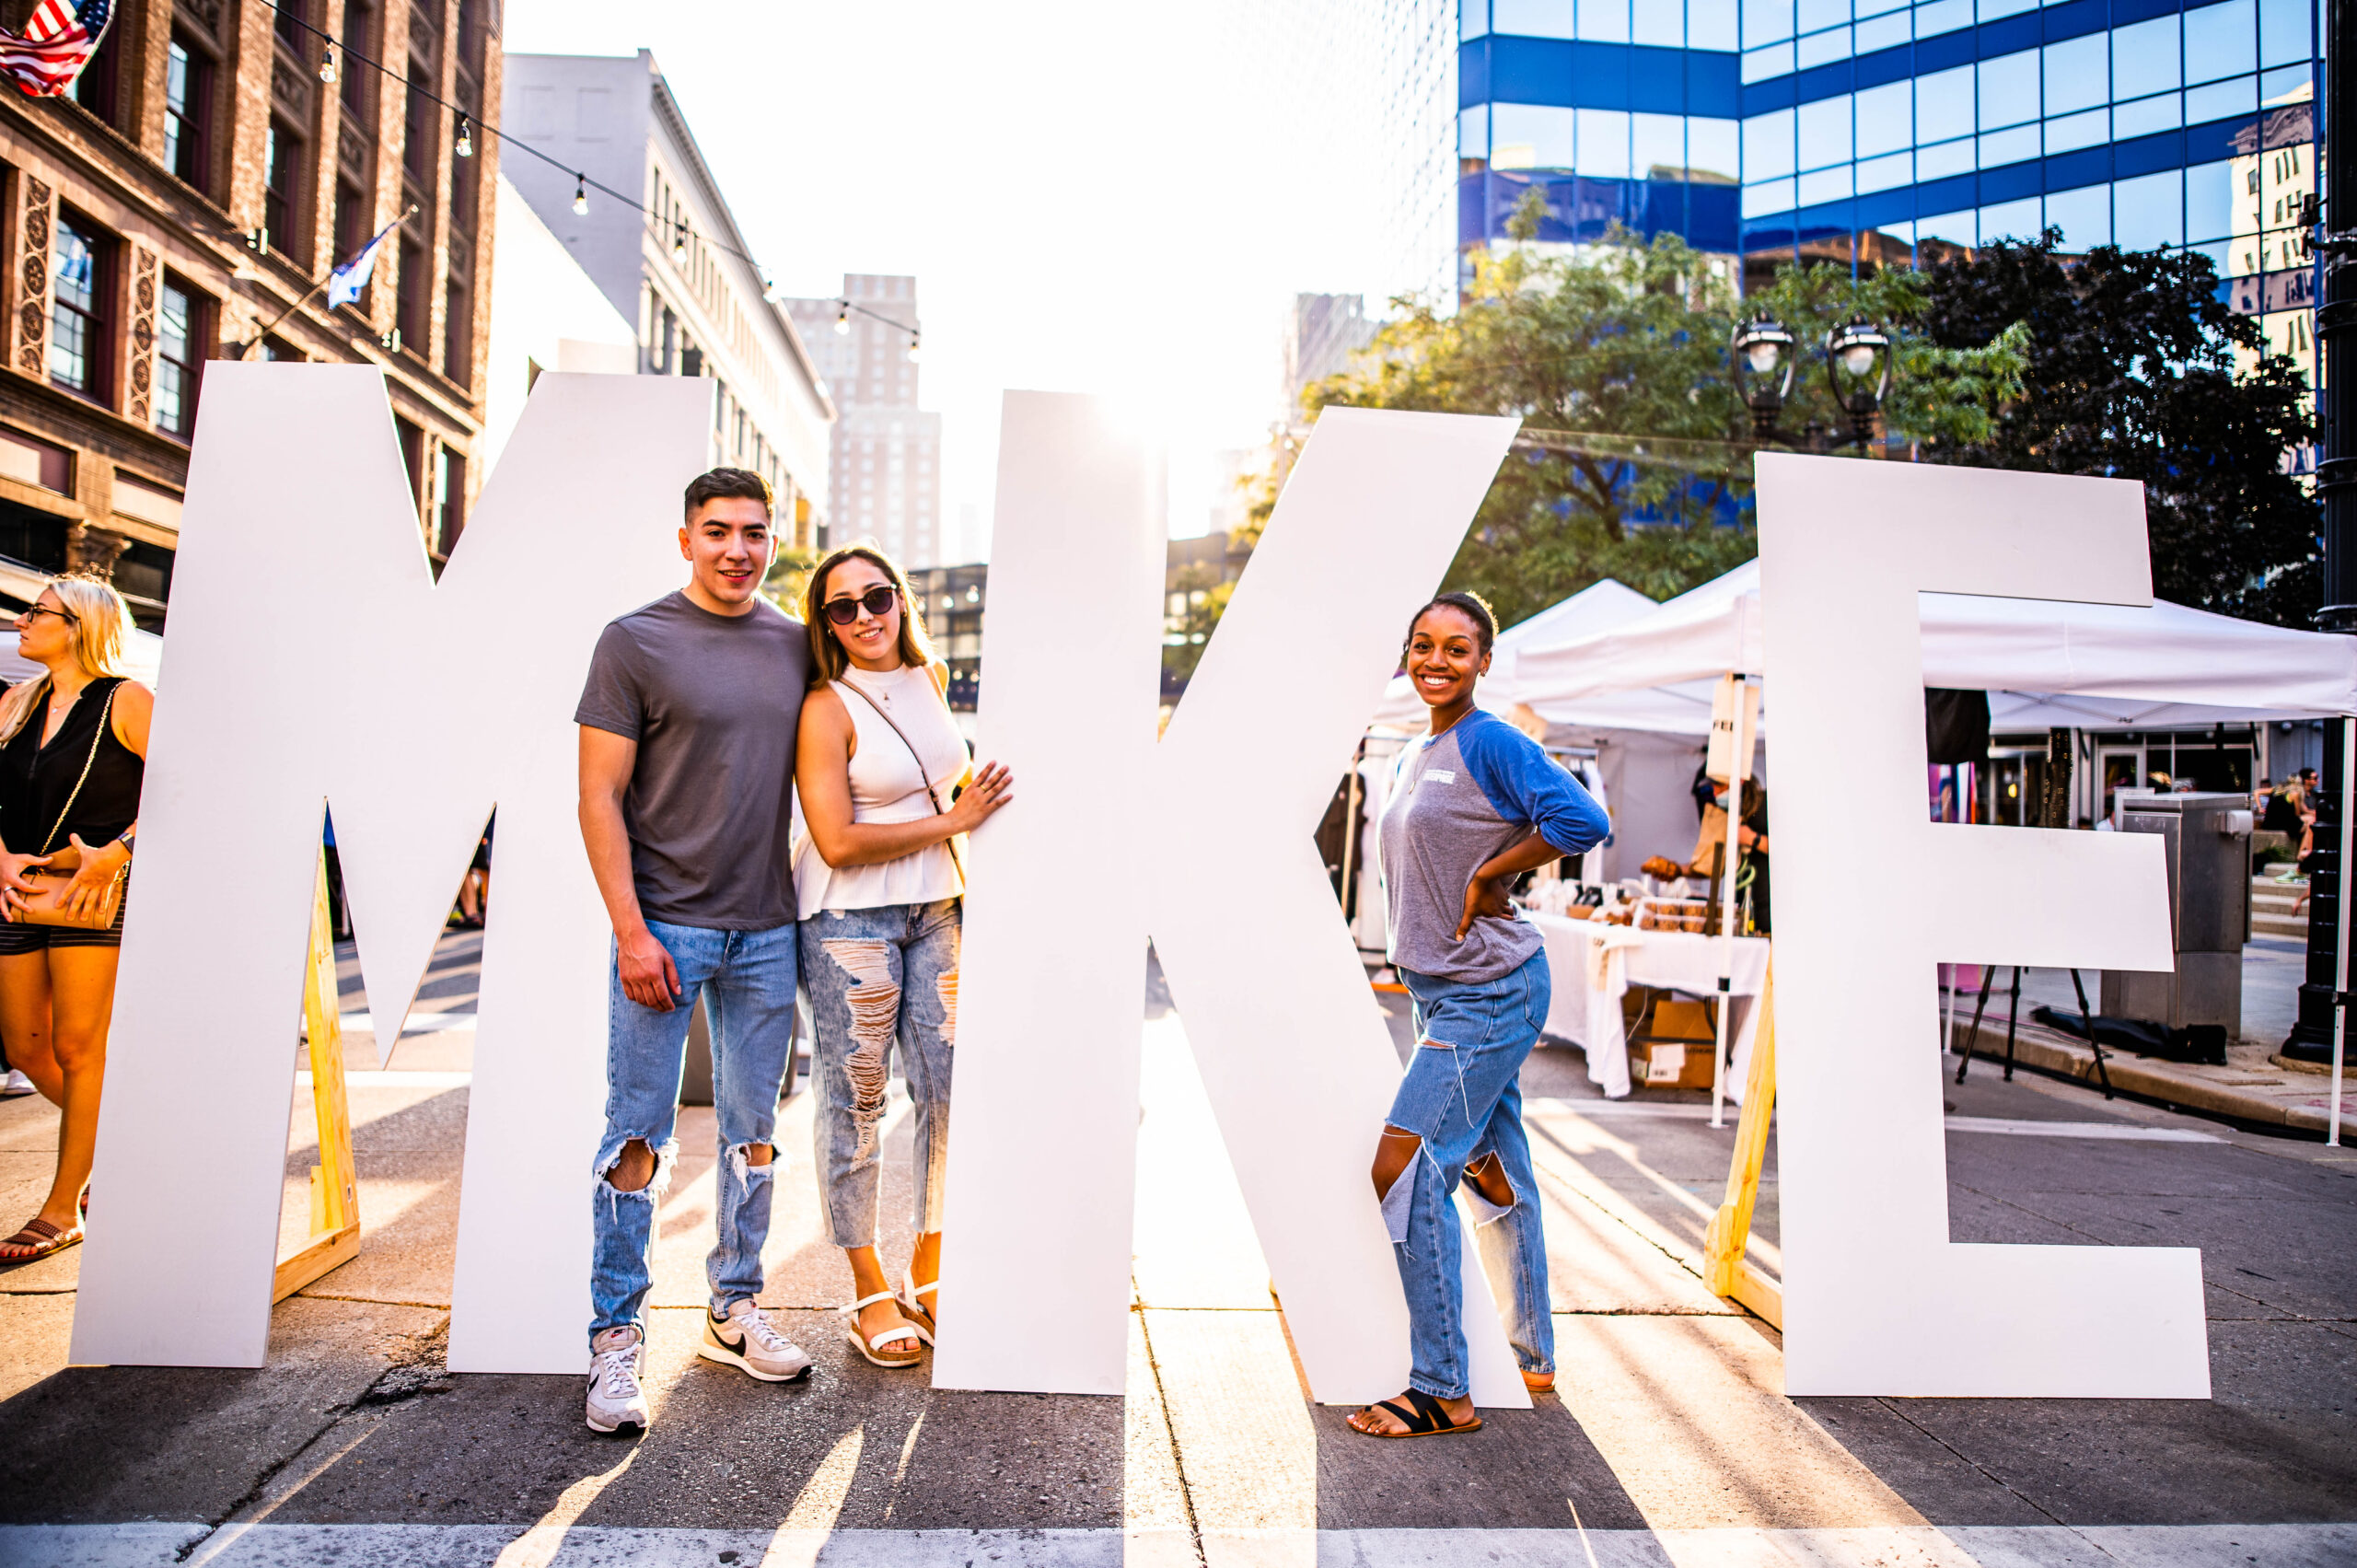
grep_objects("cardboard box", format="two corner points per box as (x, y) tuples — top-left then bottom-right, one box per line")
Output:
(1631, 1040), (1720, 1090)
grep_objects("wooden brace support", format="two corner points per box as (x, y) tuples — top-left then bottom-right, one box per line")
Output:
(273, 851), (361, 1302)
(1702, 961), (1782, 1329)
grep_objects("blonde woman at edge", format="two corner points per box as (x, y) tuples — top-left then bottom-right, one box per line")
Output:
(0, 578), (151, 1261)
(795, 544), (1012, 1367)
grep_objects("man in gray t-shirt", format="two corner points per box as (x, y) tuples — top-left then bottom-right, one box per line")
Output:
(572, 467), (816, 1433)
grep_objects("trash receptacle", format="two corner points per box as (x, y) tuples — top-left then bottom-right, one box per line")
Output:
(2100, 790), (2252, 1033)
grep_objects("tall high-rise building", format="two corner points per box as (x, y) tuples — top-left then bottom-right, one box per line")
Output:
(784, 275), (945, 567)
(502, 51), (834, 549)
(1396, 1), (2320, 415)
(1283, 293), (1379, 416)
(0, 0), (505, 623)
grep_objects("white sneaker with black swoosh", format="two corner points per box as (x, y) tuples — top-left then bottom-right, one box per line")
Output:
(586, 1325), (651, 1433)
(698, 1298), (812, 1382)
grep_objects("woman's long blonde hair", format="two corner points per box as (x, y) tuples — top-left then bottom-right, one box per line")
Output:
(803, 542), (937, 685)
(0, 575), (137, 746)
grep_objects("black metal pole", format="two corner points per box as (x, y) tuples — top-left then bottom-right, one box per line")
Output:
(2290, 0), (2357, 1061)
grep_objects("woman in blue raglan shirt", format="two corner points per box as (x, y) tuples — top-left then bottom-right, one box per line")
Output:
(1347, 592), (1610, 1439)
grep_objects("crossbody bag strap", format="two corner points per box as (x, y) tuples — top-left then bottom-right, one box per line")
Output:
(835, 672), (966, 885)
(38, 681), (122, 858)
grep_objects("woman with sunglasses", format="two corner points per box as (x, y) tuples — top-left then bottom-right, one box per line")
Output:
(795, 544), (1011, 1367)
(1347, 591), (1608, 1439)
(0, 578), (151, 1262)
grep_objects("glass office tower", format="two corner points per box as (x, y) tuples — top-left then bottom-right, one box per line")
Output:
(1450, 0), (2320, 393)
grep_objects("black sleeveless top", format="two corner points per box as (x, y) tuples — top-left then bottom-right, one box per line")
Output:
(0, 676), (144, 854)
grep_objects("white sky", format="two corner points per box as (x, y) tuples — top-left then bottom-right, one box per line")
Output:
(503, 1), (1389, 558)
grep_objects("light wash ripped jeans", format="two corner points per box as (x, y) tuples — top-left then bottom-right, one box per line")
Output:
(800, 899), (958, 1249)
(588, 918), (799, 1347)
(1383, 949), (1555, 1400)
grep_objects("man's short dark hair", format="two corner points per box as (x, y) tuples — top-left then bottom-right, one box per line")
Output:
(684, 467), (772, 521)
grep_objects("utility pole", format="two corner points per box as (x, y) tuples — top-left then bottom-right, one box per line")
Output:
(2288, 0), (2357, 1063)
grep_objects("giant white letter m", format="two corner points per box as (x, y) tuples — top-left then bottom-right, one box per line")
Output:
(70, 365), (709, 1372)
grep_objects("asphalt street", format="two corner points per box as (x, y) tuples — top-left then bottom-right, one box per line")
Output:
(0, 933), (2350, 1566)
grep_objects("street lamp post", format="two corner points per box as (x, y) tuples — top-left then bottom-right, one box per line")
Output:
(1732, 314), (1888, 449)
(1731, 317), (1796, 440)
(1825, 317), (1893, 448)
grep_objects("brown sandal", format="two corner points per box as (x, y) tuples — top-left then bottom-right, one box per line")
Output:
(0, 1216), (83, 1261)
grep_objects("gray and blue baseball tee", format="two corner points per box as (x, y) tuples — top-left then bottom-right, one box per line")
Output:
(1377, 708), (1611, 985)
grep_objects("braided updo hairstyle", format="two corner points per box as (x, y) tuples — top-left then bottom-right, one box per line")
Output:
(1402, 589), (1498, 656)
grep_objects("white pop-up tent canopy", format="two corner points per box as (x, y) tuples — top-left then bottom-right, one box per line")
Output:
(1515, 557), (2357, 726)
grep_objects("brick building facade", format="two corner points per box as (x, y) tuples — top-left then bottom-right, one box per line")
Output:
(0, 0), (500, 625)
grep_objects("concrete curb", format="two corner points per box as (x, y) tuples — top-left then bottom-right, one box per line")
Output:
(1948, 1016), (2349, 1135)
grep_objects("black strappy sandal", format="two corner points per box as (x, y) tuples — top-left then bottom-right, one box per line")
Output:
(1352, 1387), (1483, 1439)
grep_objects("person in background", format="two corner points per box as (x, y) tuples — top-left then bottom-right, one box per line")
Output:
(795, 543), (1012, 1370)
(575, 468), (815, 1434)
(1348, 591), (1609, 1439)
(0, 578), (150, 1260)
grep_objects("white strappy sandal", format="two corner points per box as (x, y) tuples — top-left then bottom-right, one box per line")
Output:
(896, 1270), (938, 1345)
(842, 1291), (924, 1367)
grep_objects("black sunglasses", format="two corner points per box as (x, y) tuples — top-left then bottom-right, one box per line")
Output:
(822, 584), (900, 625)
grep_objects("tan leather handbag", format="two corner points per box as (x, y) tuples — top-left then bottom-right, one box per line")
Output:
(14, 685), (126, 931)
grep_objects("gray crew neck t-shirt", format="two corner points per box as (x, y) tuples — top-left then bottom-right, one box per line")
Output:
(575, 590), (811, 930)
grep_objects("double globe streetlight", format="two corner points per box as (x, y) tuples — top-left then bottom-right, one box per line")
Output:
(1730, 314), (1892, 449)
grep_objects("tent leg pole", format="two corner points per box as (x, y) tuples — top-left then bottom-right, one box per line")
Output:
(2333, 721), (2353, 1146)
(1956, 964), (1996, 1085)
(2069, 967), (2113, 1099)
(2003, 964), (2023, 1082)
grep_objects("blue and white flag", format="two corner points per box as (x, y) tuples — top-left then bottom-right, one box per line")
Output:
(326, 218), (399, 310)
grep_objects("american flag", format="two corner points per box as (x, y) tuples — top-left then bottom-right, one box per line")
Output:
(1, 0), (113, 99)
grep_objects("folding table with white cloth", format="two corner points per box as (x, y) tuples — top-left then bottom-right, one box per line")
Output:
(1525, 909), (1771, 1100)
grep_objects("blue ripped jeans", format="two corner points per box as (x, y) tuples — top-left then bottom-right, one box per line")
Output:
(588, 918), (799, 1346)
(801, 900), (958, 1249)
(1383, 950), (1554, 1400)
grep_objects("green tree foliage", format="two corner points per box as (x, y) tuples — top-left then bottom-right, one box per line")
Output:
(1922, 229), (2318, 626)
(1286, 203), (2023, 627)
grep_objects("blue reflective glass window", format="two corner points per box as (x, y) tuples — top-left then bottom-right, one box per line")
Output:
(1798, 0), (1848, 29)
(1462, 0), (1491, 41)
(1632, 111), (1685, 175)
(1855, 79), (1910, 156)
(1691, 0), (1740, 49)
(2043, 34), (2107, 116)
(1742, 177), (1797, 216)
(1578, 0), (1630, 41)
(1744, 41), (1795, 79)
(1460, 105), (1491, 157)
(1798, 165), (1853, 203)
(1915, 0), (1971, 37)
(2186, 74), (2257, 122)
(2260, 0), (2312, 67)
(1856, 0), (1905, 16)
(1980, 195), (2042, 241)
(1798, 93), (1852, 168)
(2185, 0), (2257, 86)
(2045, 184), (2111, 249)
(1632, 0), (1683, 45)
(2045, 107), (2109, 154)
(1917, 63), (1975, 143)
(1493, 0), (1575, 37)
(1797, 26), (1852, 65)
(1577, 107), (1632, 176)
(1857, 149), (1913, 190)
(2115, 168), (2184, 248)
(1980, 49), (2039, 129)
(1921, 208), (1977, 245)
(2185, 157), (2241, 243)
(1980, 123), (2040, 166)
(1744, 0), (1795, 46)
(1980, 0), (2036, 17)
(2113, 16), (2182, 100)
(1744, 106), (1797, 179)
(2261, 63), (2315, 99)
(1918, 136), (1975, 178)
(2113, 91), (2181, 137)
(1689, 116), (1742, 179)
(1492, 102), (1578, 168)
(1854, 10), (1909, 50)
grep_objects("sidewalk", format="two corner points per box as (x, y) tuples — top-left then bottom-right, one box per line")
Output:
(0, 934), (2351, 1565)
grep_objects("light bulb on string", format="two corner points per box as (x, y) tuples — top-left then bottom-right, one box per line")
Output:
(319, 46), (337, 85)
(455, 115), (473, 158)
(761, 274), (780, 303)
(572, 176), (588, 216)
(906, 333), (921, 364)
(833, 302), (850, 335)
(672, 221), (689, 265)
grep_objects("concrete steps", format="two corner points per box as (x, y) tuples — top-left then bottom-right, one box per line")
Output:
(2253, 875), (2307, 940)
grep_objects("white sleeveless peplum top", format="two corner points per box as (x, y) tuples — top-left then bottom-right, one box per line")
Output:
(795, 663), (970, 918)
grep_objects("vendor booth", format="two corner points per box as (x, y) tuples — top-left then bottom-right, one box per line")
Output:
(1362, 558), (2357, 1110)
